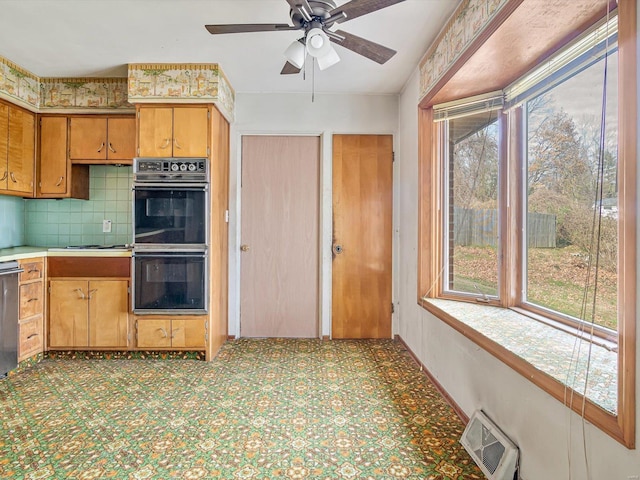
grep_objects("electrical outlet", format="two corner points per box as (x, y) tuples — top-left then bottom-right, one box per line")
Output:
(102, 219), (112, 233)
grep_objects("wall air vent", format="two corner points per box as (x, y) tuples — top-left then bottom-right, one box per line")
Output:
(460, 410), (519, 480)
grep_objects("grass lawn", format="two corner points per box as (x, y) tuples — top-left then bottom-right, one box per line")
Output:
(452, 245), (617, 330)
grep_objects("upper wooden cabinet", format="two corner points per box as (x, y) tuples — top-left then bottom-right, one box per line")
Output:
(0, 101), (36, 197)
(137, 105), (209, 157)
(70, 116), (135, 164)
(38, 116), (89, 199)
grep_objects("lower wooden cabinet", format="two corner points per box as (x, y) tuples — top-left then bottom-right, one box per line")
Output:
(17, 258), (44, 362)
(135, 316), (206, 349)
(49, 279), (129, 349)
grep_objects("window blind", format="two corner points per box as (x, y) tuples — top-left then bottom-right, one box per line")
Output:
(433, 91), (504, 122)
(503, 14), (618, 110)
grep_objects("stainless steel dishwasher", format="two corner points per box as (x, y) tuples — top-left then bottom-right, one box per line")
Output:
(0, 261), (22, 378)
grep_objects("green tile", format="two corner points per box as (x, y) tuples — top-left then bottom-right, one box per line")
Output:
(116, 188), (131, 201)
(116, 178), (130, 190)
(105, 177), (118, 190)
(69, 224), (82, 235)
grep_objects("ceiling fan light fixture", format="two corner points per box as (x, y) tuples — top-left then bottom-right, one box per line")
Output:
(317, 45), (340, 70)
(306, 27), (331, 58)
(284, 38), (306, 69)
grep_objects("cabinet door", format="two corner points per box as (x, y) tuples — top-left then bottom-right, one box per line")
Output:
(107, 117), (135, 162)
(49, 279), (89, 348)
(7, 106), (35, 195)
(69, 117), (107, 161)
(39, 117), (69, 195)
(138, 107), (173, 157)
(137, 318), (172, 348)
(0, 103), (8, 190)
(89, 280), (129, 348)
(173, 107), (209, 157)
(171, 318), (206, 348)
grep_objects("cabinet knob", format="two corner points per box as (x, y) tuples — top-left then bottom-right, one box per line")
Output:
(159, 138), (171, 149)
(0, 171), (6, 181)
(174, 138), (183, 150)
(158, 327), (168, 338)
(9, 172), (17, 183)
(108, 142), (116, 153)
(97, 142), (105, 153)
(55, 176), (64, 187)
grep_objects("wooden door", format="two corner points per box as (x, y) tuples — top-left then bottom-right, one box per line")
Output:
(0, 103), (8, 190)
(173, 107), (209, 157)
(106, 117), (136, 162)
(49, 279), (88, 348)
(89, 280), (128, 348)
(172, 318), (206, 348)
(7, 106), (34, 195)
(332, 134), (393, 339)
(69, 117), (107, 160)
(240, 135), (320, 338)
(39, 117), (69, 195)
(138, 107), (173, 157)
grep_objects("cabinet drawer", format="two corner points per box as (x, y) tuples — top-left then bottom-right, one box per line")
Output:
(137, 319), (172, 348)
(19, 316), (43, 358)
(19, 261), (43, 282)
(19, 281), (43, 319)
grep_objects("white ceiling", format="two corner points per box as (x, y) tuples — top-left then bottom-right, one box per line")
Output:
(0, 0), (458, 95)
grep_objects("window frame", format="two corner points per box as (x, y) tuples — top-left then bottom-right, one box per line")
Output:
(417, 2), (636, 448)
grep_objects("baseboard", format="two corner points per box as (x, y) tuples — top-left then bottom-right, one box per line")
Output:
(322, 335), (330, 340)
(394, 334), (469, 424)
(227, 335), (236, 340)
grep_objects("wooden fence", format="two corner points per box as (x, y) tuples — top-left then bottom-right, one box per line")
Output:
(453, 207), (556, 248)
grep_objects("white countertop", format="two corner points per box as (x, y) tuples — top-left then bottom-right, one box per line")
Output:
(0, 246), (132, 262)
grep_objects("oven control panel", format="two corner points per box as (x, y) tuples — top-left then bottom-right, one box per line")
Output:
(133, 158), (208, 182)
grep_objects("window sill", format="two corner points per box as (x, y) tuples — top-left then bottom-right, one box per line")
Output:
(421, 297), (617, 414)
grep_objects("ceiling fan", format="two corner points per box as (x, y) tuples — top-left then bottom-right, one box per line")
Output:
(205, 0), (406, 74)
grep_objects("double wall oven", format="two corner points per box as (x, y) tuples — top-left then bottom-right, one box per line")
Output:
(132, 158), (209, 314)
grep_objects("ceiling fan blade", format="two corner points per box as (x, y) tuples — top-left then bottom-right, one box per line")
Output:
(281, 61), (302, 75)
(331, 30), (396, 64)
(329, 0), (406, 24)
(205, 24), (297, 34)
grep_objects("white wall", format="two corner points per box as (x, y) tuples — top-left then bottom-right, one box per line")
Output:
(396, 66), (640, 480)
(229, 92), (399, 338)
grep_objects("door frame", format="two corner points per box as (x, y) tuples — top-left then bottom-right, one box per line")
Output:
(236, 133), (324, 339)
(228, 129), (397, 339)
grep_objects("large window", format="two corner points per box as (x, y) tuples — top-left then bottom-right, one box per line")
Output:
(524, 51), (619, 333)
(418, 4), (635, 448)
(444, 111), (500, 299)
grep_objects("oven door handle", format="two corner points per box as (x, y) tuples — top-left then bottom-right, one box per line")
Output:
(133, 252), (208, 258)
(133, 183), (208, 190)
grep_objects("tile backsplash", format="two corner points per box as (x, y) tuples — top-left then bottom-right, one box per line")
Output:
(25, 165), (132, 247)
(0, 196), (25, 248)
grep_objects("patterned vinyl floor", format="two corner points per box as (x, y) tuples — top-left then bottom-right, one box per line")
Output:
(0, 339), (484, 479)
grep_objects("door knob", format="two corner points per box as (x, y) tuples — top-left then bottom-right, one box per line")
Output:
(240, 244), (250, 252)
(332, 244), (343, 255)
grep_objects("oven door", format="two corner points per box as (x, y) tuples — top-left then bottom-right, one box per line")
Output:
(133, 251), (208, 314)
(133, 184), (208, 248)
